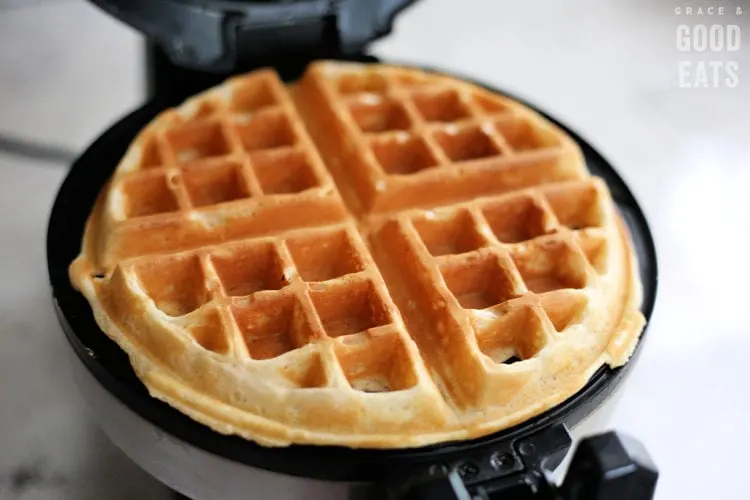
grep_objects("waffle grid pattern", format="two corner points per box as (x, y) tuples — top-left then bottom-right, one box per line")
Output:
(413, 183), (605, 354)
(120, 71), (334, 217)
(299, 64), (586, 214)
(97, 70), (349, 267)
(368, 179), (613, 405)
(128, 223), (424, 394)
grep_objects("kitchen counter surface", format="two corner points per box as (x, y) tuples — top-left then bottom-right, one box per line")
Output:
(1, 1), (748, 499)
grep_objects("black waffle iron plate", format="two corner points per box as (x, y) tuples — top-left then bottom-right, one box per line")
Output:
(46, 62), (658, 496)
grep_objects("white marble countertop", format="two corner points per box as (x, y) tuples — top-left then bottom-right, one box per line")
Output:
(1, 1), (748, 498)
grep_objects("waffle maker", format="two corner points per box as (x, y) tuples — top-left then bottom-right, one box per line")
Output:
(46, 1), (660, 498)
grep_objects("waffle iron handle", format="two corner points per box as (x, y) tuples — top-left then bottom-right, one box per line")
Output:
(557, 431), (659, 500)
(389, 426), (658, 500)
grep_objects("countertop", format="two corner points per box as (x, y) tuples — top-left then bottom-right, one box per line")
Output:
(1, 1), (748, 498)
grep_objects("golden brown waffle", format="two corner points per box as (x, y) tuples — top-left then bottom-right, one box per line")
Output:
(295, 63), (587, 216)
(70, 61), (645, 448)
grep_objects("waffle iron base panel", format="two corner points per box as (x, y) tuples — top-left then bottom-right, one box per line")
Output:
(46, 63), (658, 483)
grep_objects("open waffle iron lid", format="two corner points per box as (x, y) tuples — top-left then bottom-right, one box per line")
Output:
(46, 60), (658, 484)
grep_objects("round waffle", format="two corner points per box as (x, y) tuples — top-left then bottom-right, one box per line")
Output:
(69, 61), (645, 448)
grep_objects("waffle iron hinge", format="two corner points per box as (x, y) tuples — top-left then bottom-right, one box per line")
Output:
(389, 425), (658, 500)
(89, 0), (420, 73)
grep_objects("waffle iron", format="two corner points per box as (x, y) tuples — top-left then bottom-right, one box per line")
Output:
(46, 1), (660, 498)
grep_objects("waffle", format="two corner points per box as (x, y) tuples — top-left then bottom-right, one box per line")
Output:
(69, 61), (645, 448)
